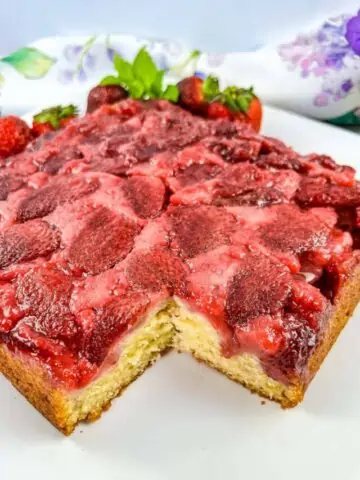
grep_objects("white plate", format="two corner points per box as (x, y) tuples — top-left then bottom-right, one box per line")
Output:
(1, 106), (360, 480)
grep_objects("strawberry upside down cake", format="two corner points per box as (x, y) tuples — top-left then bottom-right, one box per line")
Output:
(0, 82), (359, 434)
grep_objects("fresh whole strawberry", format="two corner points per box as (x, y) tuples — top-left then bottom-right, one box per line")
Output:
(207, 101), (232, 120)
(31, 105), (78, 138)
(177, 76), (207, 114)
(245, 96), (262, 132)
(87, 85), (128, 113)
(202, 76), (263, 131)
(0, 115), (32, 159)
(232, 110), (251, 126)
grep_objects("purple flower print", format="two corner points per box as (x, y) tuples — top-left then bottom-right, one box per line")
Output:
(151, 53), (168, 70)
(106, 47), (117, 62)
(325, 50), (346, 69)
(314, 92), (330, 107)
(63, 45), (82, 62)
(58, 36), (97, 85)
(77, 67), (87, 82)
(106, 46), (126, 62)
(84, 53), (96, 70)
(58, 69), (75, 84)
(341, 78), (353, 92)
(345, 11), (360, 55)
(279, 13), (360, 108)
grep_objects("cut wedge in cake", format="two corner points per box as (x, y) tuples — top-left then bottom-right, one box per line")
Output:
(0, 98), (360, 434)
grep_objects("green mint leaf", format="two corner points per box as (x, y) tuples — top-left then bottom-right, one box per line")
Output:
(162, 84), (180, 102)
(128, 79), (145, 99)
(113, 54), (134, 84)
(100, 75), (121, 86)
(151, 69), (165, 98)
(132, 47), (157, 90)
(203, 75), (220, 101)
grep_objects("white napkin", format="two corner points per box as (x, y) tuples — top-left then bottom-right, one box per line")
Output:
(0, 11), (359, 125)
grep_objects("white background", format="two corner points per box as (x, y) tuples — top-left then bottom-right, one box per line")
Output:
(0, 0), (359, 53)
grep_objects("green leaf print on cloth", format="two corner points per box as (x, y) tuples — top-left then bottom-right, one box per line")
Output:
(1, 47), (56, 79)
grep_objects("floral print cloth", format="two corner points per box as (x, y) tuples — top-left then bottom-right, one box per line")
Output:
(1, 11), (360, 125)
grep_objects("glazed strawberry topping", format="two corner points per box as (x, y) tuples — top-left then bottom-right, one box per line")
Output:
(168, 205), (237, 258)
(67, 207), (140, 275)
(126, 247), (188, 295)
(0, 220), (60, 269)
(17, 176), (100, 222)
(123, 176), (166, 219)
(0, 173), (25, 200)
(225, 251), (292, 325)
(0, 99), (358, 390)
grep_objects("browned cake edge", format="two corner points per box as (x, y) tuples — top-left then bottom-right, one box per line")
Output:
(305, 263), (360, 393)
(0, 265), (359, 434)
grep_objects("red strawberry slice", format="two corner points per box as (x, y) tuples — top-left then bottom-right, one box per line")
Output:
(204, 137), (261, 163)
(0, 282), (23, 333)
(296, 177), (360, 208)
(213, 163), (299, 207)
(0, 173), (25, 201)
(289, 279), (329, 331)
(17, 176), (100, 222)
(258, 204), (331, 255)
(235, 314), (285, 356)
(124, 176), (166, 219)
(225, 251), (292, 326)
(255, 152), (304, 172)
(68, 207), (141, 275)
(126, 247), (188, 295)
(168, 205), (236, 258)
(276, 313), (317, 375)
(15, 264), (80, 348)
(172, 163), (223, 189)
(81, 291), (150, 365)
(40, 147), (84, 174)
(0, 220), (60, 269)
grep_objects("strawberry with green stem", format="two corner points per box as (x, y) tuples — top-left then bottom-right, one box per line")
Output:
(95, 47), (262, 130)
(203, 75), (262, 131)
(177, 74), (262, 131)
(31, 105), (79, 137)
